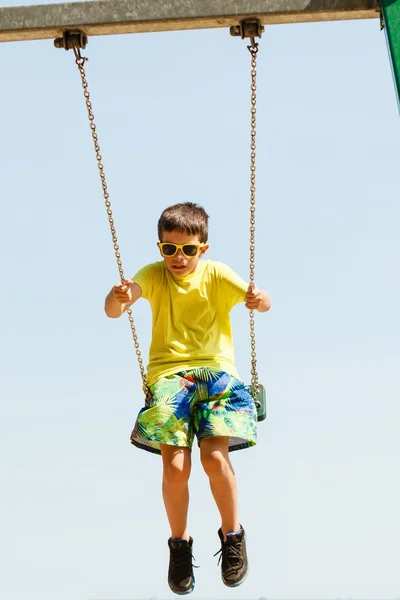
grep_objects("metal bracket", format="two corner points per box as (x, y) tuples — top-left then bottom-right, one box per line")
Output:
(230, 18), (264, 40)
(54, 31), (88, 50)
(375, 0), (385, 30)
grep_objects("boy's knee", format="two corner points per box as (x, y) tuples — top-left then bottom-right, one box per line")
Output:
(163, 461), (191, 486)
(200, 449), (231, 478)
(162, 450), (191, 486)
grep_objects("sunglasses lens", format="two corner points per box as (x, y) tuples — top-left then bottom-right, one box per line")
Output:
(183, 245), (198, 257)
(162, 244), (177, 256)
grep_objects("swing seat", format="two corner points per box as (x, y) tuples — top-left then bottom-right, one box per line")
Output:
(251, 383), (267, 422)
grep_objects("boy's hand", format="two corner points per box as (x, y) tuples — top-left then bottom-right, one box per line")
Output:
(112, 280), (133, 305)
(245, 284), (263, 310)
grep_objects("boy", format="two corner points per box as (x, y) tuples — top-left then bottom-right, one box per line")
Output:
(105, 202), (271, 594)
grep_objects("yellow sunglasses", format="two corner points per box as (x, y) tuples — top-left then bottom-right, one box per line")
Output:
(158, 242), (205, 258)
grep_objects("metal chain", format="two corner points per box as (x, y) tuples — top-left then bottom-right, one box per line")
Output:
(72, 48), (149, 397)
(248, 41), (260, 399)
(65, 38), (260, 402)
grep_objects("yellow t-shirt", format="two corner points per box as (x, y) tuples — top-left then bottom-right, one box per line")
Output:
(132, 259), (248, 386)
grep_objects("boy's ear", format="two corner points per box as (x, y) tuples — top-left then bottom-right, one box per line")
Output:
(157, 242), (163, 257)
(200, 244), (210, 256)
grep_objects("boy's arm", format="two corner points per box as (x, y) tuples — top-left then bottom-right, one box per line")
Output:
(245, 284), (271, 313)
(105, 280), (143, 318)
(217, 262), (271, 313)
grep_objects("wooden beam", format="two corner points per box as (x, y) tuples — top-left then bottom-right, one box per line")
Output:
(0, 0), (379, 44)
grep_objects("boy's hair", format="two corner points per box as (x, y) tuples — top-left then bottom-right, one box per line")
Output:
(158, 202), (209, 243)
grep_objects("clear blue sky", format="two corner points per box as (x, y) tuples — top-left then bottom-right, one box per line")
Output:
(1, 2), (400, 600)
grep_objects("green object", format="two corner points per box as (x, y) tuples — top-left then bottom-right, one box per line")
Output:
(255, 384), (267, 422)
(381, 0), (400, 110)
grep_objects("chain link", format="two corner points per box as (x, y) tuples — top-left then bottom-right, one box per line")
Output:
(248, 43), (260, 400)
(72, 48), (149, 397)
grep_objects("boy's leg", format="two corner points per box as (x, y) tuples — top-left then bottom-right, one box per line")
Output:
(199, 436), (240, 538)
(200, 436), (248, 587)
(160, 444), (192, 541)
(161, 444), (195, 595)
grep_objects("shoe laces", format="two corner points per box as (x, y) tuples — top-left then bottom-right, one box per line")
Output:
(170, 545), (199, 576)
(214, 539), (243, 575)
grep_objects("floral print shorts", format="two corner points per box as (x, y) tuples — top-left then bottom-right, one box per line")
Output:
(130, 368), (257, 455)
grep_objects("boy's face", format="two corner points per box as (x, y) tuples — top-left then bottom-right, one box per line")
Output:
(158, 230), (209, 277)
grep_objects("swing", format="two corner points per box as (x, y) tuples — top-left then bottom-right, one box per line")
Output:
(55, 23), (267, 423)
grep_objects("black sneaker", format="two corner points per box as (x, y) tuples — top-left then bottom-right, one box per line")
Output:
(214, 527), (248, 587)
(168, 537), (196, 595)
